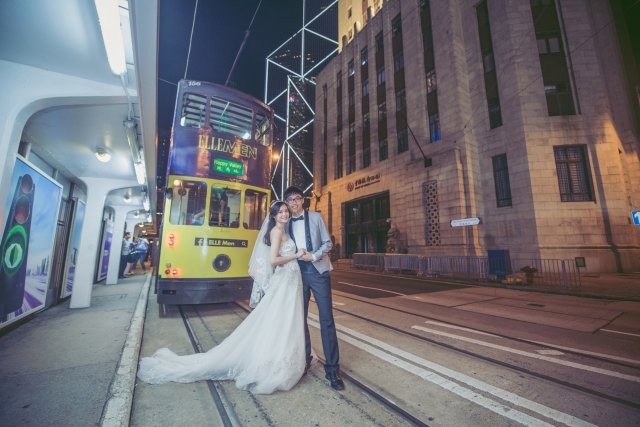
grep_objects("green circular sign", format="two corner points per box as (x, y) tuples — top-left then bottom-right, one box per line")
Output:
(2, 225), (27, 276)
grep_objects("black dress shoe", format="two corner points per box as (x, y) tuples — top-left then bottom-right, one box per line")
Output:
(303, 362), (310, 376)
(325, 372), (345, 390)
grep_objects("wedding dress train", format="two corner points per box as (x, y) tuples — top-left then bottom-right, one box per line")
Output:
(137, 239), (306, 394)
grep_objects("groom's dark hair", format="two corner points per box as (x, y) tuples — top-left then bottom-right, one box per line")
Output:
(283, 186), (304, 201)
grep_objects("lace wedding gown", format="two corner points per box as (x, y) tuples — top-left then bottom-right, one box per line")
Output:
(137, 239), (306, 394)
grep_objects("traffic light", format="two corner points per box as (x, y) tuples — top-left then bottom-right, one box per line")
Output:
(0, 174), (35, 317)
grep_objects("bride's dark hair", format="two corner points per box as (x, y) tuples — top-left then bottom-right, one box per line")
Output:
(264, 201), (289, 246)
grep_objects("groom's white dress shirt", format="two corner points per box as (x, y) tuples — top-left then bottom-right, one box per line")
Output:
(291, 213), (316, 261)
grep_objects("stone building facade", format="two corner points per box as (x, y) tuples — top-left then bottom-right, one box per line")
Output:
(312, 0), (640, 272)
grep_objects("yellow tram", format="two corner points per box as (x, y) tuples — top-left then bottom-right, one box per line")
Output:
(157, 80), (272, 304)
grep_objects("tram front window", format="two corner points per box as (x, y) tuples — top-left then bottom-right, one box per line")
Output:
(243, 190), (268, 229)
(210, 187), (240, 228)
(255, 113), (271, 146)
(209, 96), (253, 140)
(169, 180), (207, 225)
(180, 93), (207, 128)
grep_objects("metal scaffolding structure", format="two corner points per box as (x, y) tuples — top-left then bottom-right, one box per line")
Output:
(264, 0), (338, 199)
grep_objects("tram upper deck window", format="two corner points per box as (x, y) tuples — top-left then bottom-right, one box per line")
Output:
(209, 96), (253, 140)
(210, 187), (241, 228)
(169, 180), (207, 225)
(255, 113), (272, 146)
(180, 93), (207, 128)
(243, 190), (268, 230)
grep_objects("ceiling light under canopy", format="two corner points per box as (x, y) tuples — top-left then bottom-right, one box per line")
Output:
(95, 149), (111, 162)
(94, 0), (127, 75)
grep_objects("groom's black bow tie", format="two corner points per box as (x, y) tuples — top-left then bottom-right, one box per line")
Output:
(291, 215), (304, 222)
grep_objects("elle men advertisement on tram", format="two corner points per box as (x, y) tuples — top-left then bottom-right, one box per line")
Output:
(61, 199), (86, 298)
(0, 157), (62, 328)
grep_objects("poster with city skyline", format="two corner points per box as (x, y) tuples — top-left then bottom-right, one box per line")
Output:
(0, 157), (62, 328)
(61, 199), (85, 299)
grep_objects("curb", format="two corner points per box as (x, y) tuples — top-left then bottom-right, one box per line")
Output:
(100, 273), (152, 427)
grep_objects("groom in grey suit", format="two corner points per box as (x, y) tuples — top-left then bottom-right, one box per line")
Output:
(284, 186), (344, 390)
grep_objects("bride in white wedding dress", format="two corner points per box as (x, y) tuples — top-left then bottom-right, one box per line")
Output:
(137, 201), (307, 394)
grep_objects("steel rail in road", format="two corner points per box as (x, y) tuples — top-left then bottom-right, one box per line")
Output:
(233, 302), (431, 427)
(178, 305), (240, 427)
(326, 296), (640, 410)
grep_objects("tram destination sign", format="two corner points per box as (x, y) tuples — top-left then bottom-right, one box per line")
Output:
(195, 238), (248, 248)
(213, 158), (244, 177)
(450, 217), (481, 227)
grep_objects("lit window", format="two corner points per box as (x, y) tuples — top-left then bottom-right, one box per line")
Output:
(348, 60), (355, 76)
(426, 70), (437, 93)
(361, 47), (368, 65)
(429, 113), (441, 142)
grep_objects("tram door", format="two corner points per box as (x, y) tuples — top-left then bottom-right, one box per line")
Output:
(344, 192), (390, 258)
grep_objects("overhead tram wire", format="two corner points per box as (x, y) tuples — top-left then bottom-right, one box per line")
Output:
(225, 0), (264, 87)
(184, 0), (200, 80)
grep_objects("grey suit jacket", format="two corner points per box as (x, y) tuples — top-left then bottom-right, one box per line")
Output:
(286, 210), (333, 274)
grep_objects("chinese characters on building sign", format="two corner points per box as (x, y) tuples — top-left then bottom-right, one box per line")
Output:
(348, 173), (381, 192)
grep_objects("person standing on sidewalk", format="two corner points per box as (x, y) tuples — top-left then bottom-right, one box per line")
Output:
(118, 232), (132, 278)
(132, 234), (149, 272)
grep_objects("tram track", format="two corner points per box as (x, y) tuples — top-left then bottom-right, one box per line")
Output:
(325, 295), (640, 410)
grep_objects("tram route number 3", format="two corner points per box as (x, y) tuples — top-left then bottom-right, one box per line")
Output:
(194, 238), (248, 248)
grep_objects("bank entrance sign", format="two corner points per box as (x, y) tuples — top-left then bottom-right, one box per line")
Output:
(450, 217), (481, 227)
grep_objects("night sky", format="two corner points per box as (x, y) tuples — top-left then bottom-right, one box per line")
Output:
(156, 0), (303, 187)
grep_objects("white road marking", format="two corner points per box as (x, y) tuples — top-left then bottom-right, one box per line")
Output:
(411, 325), (640, 383)
(530, 341), (640, 365)
(424, 320), (499, 337)
(535, 350), (565, 356)
(308, 313), (595, 427)
(333, 302), (345, 306)
(338, 281), (406, 296)
(601, 329), (640, 338)
(307, 320), (554, 427)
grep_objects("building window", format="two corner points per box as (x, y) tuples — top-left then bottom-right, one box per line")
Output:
(396, 89), (406, 111)
(420, 0), (430, 11)
(379, 139), (388, 161)
(375, 31), (384, 52)
(361, 47), (368, 65)
(545, 83), (575, 116)
(348, 29), (353, 39)
(363, 112), (370, 129)
(429, 113), (440, 142)
(554, 146), (593, 202)
(377, 66), (385, 85)
(426, 70), (436, 93)
(378, 101), (387, 121)
(337, 71), (342, 87)
(349, 154), (356, 174)
(363, 147), (371, 168)
(394, 51), (404, 73)
(349, 90), (355, 106)
(348, 6), (352, 18)
(530, 0), (576, 116)
(397, 129), (409, 153)
(423, 31), (433, 51)
(362, 79), (369, 97)
(392, 14), (402, 37)
(336, 132), (343, 179)
(476, 1), (503, 129)
(337, 101), (342, 116)
(349, 122), (356, 139)
(348, 60), (355, 76)
(492, 154), (512, 207)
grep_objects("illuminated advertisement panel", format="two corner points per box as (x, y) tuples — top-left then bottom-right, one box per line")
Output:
(60, 199), (85, 298)
(0, 157), (62, 328)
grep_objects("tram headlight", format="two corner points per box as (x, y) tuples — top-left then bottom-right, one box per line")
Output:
(213, 255), (231, 272)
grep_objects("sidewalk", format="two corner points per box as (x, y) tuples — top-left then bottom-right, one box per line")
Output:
(0, 273), (150, 427)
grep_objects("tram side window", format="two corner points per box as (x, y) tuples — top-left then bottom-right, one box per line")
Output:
(255, 113), (272, 147)
(180, 93), (207, 128)
(209, 96), (253, 140)
(169, 180), (207, 225)
(243, 190), (268, 230)
(210, 187), (241, 228)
